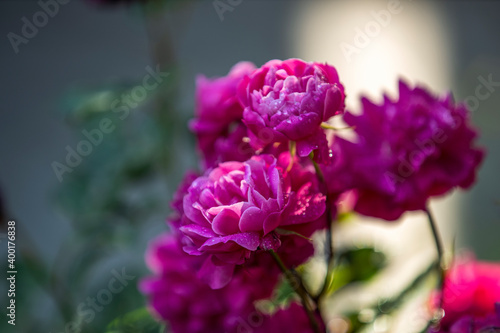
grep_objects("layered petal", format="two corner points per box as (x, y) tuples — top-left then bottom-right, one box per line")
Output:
(323, 80), (484, 220)
(177, 154), (327, 287)
(239, 58), (345, 163)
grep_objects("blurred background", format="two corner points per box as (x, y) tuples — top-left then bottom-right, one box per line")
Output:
(0, 0), (498, 332)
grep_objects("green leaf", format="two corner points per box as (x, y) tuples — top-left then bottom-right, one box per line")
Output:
(275, 228), (312, 242)
(106, 308), (166, 333)
(340, 247), (386, 282)
(327, 247), (386, 295)
(275, 278), (297, 305)
(255, 276), (299, 315)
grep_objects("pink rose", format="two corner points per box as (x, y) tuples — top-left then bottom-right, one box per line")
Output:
(179, 153), (326, 288)
(238, 58), (345, 163)
(429, 256), (500, 332)
(190, 61), (257, 168)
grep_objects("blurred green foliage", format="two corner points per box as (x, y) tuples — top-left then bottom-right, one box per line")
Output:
(1, 60), (196, 332)
(50, 67), (193, 332)
(106, 308), (166, 333)
(328, 247), (387, 295)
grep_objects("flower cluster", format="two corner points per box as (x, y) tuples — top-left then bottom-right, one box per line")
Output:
(180, 153), (326, 288)
(141, 58), (486, 333)
(238, 59), (345, 163)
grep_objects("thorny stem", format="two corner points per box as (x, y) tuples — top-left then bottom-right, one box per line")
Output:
(425, 206), (446, 320)
(269, 250), (323, 333)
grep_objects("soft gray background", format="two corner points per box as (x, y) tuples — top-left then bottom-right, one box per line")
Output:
(0, 0), (499, 330)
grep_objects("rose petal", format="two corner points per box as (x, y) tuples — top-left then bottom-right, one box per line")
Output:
(198, 255), (235, 289)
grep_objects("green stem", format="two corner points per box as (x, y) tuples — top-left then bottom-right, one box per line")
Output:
(311, 158), (325, 184)
(310, 157), (334, 302)
(355, 261), (438, 333)
(314, 205), (334, 302)
(425, 206), (446, 312)
(269, 250), (323, 333)
(425, 207), (443, 266)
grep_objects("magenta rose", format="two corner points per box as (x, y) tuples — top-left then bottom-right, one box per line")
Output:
(179, 153), (326, 288)
(238, 58), (345, 163)
(140, 234), (277, 333)
(428, 256), (500, 332)
(190, 61), (257, 168)
(324, 80), (484, 220)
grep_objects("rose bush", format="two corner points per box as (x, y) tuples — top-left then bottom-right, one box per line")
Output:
(140, 59), (489, 333)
